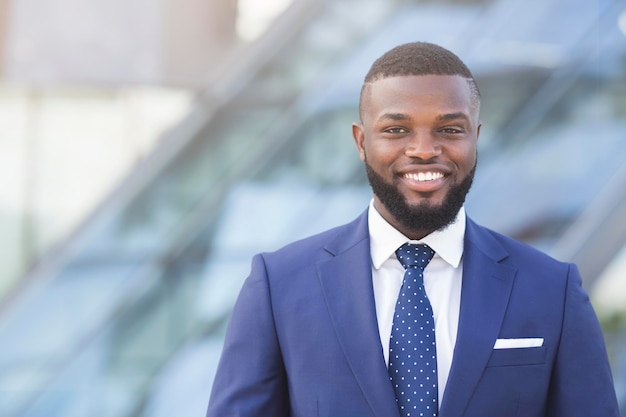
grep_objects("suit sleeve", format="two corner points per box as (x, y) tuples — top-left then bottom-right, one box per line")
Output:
(206, 254), (289, 417)
(547, 263), (619, 416)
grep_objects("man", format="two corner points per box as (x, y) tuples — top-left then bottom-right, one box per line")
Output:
(206, 42), (619, 416)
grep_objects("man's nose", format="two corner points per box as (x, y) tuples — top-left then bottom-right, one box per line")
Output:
(404, 131), (441, 160)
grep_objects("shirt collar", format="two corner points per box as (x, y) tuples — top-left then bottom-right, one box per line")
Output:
(368, 199), (466, 270)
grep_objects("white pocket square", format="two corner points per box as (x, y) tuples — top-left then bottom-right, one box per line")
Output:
(493, 338), (544, 349)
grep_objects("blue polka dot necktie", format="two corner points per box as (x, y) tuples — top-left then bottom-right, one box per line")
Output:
(389, 243), (438, 417)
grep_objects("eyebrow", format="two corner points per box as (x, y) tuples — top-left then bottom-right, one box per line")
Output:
(436, 112), (470, 122)
(379, 113), (412, 121)
(379, 112), (471, 122)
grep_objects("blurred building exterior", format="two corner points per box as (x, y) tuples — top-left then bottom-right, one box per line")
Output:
(4, 0), (237, 86)
(0, 0), (242, 296)
(0, 0), (624, 416)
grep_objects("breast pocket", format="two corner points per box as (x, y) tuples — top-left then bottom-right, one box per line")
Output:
(486, 346), (547, 367)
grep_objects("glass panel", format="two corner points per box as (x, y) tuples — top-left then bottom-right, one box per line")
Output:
(2, 0), (625, 416)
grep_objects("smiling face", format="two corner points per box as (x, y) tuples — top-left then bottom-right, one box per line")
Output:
(353, 74), (481, 239)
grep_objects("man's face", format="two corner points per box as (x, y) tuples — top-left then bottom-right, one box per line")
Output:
(352, 74), (481, 239)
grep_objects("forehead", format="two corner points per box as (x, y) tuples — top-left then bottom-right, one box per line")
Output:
(362, 74), (476, 121)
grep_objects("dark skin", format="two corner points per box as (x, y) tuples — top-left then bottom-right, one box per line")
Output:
(352, 74), (481, 240)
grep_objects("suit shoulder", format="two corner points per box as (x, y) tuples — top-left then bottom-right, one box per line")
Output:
(266, 222), (350, 256)
(260, 212), (368, 269)
(470, 223), (579, 293)
(470, 220), (570, 269)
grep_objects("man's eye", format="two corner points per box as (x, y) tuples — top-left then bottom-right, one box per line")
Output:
(440, 127), (462, 134)
(384, 127), (408, 134)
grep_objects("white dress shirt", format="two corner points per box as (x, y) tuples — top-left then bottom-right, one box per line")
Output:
(368, 201), (465, 404)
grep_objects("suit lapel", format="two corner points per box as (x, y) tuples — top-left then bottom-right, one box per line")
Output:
(439, 219), (517, 417)
(315, 214), (516, 417)
(316, 212), (401, 417)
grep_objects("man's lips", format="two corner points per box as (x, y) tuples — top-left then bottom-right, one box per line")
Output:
(400, 170), (447, 192)
(403, 171), (444, 182)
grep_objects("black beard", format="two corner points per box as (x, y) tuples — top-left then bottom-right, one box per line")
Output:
(365, 161), (476, 235)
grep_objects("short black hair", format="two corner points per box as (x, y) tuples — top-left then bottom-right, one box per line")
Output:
(359, 42), (480, 117)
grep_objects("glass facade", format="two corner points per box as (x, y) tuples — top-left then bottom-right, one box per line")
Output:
(0, 0), (624, 415)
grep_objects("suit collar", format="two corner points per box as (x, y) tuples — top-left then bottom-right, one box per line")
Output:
(464, 217), (510, 262)
(322, 210), (370, 257)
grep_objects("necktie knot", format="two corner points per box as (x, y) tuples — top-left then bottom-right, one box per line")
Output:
(395, 243), (435, 271)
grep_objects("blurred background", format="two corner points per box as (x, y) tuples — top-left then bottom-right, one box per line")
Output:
(0, 0), (624, 415)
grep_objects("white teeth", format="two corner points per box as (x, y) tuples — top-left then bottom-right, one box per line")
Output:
(405, 172), (444, 182)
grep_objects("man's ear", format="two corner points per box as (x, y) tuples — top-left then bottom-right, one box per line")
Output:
(352, 122), (366, 162)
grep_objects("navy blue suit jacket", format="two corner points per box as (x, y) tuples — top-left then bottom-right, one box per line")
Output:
(206, 211), (619, 416)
